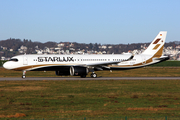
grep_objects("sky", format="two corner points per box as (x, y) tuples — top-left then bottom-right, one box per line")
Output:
(0, 0), (180, 44)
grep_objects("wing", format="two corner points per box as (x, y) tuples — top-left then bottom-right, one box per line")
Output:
(86, 54), (134, 66)
(85, 54), (134, 70)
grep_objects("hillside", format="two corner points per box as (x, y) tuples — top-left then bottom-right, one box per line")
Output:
(0, 38), (180, 59)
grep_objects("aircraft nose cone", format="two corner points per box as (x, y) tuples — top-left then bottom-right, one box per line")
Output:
(3, 62), (11, 70)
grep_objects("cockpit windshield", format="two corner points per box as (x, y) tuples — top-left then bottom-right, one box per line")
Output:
(9, 58), (18, 62)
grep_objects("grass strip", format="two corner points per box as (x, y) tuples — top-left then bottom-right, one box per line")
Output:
(0, 80), (180, 119)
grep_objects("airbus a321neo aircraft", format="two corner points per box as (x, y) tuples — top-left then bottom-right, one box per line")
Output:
(3, 31), (169, 78)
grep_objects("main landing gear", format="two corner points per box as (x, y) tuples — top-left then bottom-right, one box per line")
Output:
(89, 67), (97, 78)
(22, 70), (26, 79)
(91, 72), (97, 78)
(80, 73), (97, 78)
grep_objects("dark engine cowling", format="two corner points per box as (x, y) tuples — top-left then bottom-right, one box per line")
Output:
(70, 66), (88, 76)
(55, 66), (88, 77)
(55, 66), (71, 76)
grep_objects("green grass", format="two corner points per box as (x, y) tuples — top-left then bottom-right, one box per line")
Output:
(149, 61), (180, 67)
(0, 80), (180, 119)
(1, 61), (180, 119)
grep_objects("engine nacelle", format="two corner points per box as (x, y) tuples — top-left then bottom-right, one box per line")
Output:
(70, 66), (88, 76)
(55, 67), (71, 76)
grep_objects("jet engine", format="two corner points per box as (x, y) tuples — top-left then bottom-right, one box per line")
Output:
(55, 66), (88, 77)
(70, 66), (88, 77)
(55, 67), (71, 76)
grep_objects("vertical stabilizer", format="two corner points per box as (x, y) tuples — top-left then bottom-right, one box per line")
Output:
(142, 31), (167, 58)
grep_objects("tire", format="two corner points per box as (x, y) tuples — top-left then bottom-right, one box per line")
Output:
(91, 73), (97, 78)
(22, 75), (26, 79)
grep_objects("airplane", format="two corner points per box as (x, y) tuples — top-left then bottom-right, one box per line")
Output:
(3, 31), (169, 78)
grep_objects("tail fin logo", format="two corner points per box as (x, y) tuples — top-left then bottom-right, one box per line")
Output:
(153, 44), (160, 50)
(152, 38), (162, 50)
(153, 38), (161, 44)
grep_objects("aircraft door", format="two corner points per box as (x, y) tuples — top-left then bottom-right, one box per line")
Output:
(23, 56), (28, 65)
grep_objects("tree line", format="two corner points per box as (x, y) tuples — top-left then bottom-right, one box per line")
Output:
(0, 38), (179, 58)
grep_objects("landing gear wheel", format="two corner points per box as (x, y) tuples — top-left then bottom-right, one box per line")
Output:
(22, 75), (26, 79)
(91, 73), (97, 78)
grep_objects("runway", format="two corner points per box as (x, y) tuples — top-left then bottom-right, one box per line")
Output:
(0, 77), (180, 81)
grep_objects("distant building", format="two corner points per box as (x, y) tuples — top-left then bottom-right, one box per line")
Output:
(101, 46), (107, 49)
(18, 45), (27, 53)
(1, 57), (10, 60)
(108, 46), (112, 49)
(57, 43), (65, 47)
(2, 47), (7, 50)
(20, 45), (27, 50)
(1, 57), (5, 60)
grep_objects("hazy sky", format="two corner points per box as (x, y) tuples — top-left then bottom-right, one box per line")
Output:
(0, 0), (180, 44)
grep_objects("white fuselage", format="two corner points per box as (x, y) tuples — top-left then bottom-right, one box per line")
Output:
(3, 54), (133, 71)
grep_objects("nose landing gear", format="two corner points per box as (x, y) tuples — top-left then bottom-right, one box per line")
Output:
(22, 70), (26, 79)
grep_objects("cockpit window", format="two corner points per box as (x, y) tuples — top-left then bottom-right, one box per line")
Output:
(9, 58), (18, 62)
